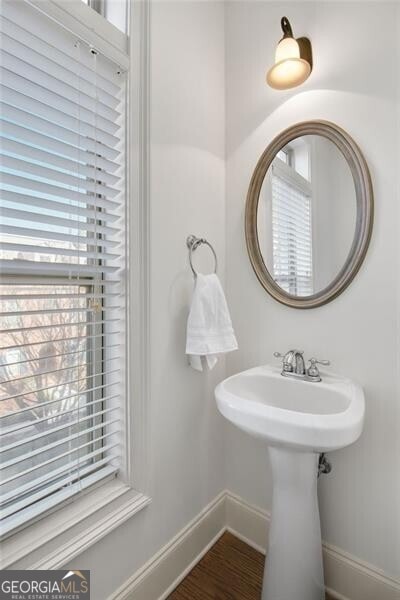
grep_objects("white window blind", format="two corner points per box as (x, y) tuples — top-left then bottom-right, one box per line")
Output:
(0, 0), (125, 537)
(271, 163), (313, 296)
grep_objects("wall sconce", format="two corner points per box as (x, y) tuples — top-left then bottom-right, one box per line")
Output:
(267, 17), (313, 90)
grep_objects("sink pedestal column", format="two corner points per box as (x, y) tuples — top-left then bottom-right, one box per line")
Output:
(262, 447), (325, 600)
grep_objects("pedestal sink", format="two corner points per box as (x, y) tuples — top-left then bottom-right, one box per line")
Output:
(215, 364), (365, 600)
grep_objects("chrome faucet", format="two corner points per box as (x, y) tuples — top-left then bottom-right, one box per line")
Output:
(274, 350), (330, 382)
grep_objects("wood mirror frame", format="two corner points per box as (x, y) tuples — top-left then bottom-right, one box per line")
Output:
(245, 120), (374, 309)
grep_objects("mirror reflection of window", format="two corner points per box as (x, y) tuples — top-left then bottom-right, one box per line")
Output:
(271, 141), (313, 296)
(251, 125), (368, 307)
(276, 149), (290, 164)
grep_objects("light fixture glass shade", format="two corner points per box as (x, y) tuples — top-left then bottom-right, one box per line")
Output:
(267, 57), (311, 90)
(275, 37), (300, 62)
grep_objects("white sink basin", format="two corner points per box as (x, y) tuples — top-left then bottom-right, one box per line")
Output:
(215, 363), (365, 600)
(215, 364), (365, 452)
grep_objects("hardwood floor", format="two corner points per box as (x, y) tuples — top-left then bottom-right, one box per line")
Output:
(168, 532), (334, 600)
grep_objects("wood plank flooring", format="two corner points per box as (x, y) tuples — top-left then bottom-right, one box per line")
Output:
(168, 532), (334, 600)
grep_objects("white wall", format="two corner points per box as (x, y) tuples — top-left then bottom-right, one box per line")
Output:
(64, 3), (226, 598)
(225, 0), (400, 580)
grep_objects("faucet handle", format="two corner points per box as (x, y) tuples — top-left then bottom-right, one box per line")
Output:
(307, 357), (330, 379)
(309, 358), (330, 366)
(273, 352), (289, 371)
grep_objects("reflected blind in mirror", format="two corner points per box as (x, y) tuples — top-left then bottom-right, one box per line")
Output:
(0, 0), (125, 537)
(271, 164), (313, 296)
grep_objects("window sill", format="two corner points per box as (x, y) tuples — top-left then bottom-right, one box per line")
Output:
(1, 479), (151, 570)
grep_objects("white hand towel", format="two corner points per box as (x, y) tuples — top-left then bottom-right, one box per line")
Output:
(186, 273), (238, 371)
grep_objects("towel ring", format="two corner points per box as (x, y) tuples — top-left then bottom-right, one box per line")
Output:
(186, 235), (218, 277)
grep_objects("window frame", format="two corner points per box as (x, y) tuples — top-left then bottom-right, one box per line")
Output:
(83, 0), (128, 35)
(87, 0), (105, 18)
(0, 0), (150, 569)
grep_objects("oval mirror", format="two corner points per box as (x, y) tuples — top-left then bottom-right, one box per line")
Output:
(245, 121), (373, 308)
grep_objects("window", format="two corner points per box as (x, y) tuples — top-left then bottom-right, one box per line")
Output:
(271, 146), (313, 296)
(0, 0), (126, 537)
(276, 148), (291, 165)
(81, 0), (128, 34)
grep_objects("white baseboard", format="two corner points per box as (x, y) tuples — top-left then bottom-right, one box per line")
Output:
(109, 490), (400, 600)
(109, 491), (226, 600)
(322, 542), (400, 600)
(225, 490), (270, 555)
(225, 491), (400, 600)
